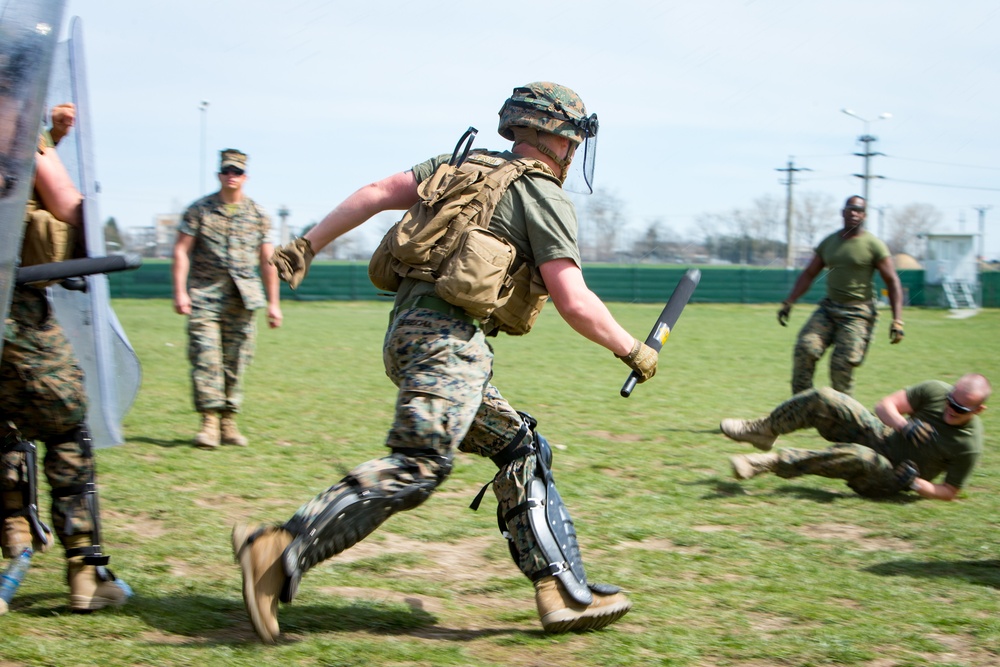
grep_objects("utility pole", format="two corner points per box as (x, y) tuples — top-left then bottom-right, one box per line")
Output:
(841, 109), (890, 206)
(851, 134), (885, 203)
(776, 157), (811, 269)
(277, 206), (290, 246)
(974, 205), (992, 261)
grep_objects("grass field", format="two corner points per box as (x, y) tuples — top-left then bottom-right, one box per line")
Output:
(2, 299), (998, 667)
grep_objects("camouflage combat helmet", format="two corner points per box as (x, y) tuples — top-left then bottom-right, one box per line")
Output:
(498, 82), (598, 145)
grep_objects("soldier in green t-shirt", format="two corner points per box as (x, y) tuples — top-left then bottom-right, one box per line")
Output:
(231, 83), (655, 643)
(720, 373), (990, 501)
(777, 196), (905, 396)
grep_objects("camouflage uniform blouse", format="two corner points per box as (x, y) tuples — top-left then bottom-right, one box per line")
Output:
(178, 193), (271, 310)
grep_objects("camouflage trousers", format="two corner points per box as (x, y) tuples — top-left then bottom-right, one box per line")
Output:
(187, 291), (256, 414)
(766, 387), (902, 497)
(0, 288), (96, 554)
(792, 298), (877, 396)
(286, 306), (552, 579)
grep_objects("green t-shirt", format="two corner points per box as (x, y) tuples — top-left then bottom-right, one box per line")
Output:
(393, 151), (581, 306)
(815, 230), (890, 302)
(884, 380), (984, 488)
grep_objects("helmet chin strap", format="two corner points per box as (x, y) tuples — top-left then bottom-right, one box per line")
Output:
(510, 127), (576, 183)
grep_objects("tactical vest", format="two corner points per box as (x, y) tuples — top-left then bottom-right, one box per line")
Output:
(368, 151), (557, 335)
(20, 196), (79, 287)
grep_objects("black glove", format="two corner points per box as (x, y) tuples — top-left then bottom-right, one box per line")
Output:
(889, 319), (904, 344)
(893, 459), (920, 491)
(901, 419), (937, 448)
(777, 301), (792, 327)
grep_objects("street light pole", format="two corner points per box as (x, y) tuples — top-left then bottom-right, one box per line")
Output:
(840, 108), (890, 205)
(776, 157), (811, 269)
(974, 205), (992, 261)
(199, 100), (209, 194)
(277, 206), (290, 246)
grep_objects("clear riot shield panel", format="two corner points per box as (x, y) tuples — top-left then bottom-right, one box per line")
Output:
(46, 17), (141, 448)
(0, 0), (66, 349)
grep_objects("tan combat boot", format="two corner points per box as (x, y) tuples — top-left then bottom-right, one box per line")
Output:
(720, 418), (777, 451)
(221, 413), (248, 447)
(534, 575), (632, 633)
(194, 411), (221, 449)
(232, 523), (294, 644)
(64, 535), (128, 612)
(730, 452), (780, 480)
(2, 492), (51, 557)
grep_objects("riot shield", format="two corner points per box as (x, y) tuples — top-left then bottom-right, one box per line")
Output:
(46, 17), (141, 448)
(0, 0), (66, 349)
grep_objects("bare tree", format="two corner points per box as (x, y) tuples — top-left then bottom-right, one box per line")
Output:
(580, 188), (626, 262)
(794, 191), (837, 251)
(886, 203), (942, 258)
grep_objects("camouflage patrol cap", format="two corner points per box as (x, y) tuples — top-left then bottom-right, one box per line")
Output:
(498, 82), (598, 145)
(219, 148), (247, 170)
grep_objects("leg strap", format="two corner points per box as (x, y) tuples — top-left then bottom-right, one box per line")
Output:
(1, 425), (52, 550)
(48, 426), (110, 568)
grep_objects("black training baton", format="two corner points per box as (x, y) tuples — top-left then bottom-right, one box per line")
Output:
(15, 253), (143, 286)
(620, 268), (701, 398)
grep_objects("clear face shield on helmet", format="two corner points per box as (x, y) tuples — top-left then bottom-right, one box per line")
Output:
(562, 112), (598, 195)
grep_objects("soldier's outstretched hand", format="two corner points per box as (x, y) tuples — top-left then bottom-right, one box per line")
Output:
(270, 237), (314, 289)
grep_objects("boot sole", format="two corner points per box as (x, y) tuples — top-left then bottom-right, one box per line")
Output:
(731, 457), (754, 480)
(70, 593), (126, 613)
(232, 524), (279, 644)
(540, 600), (632, 633)
(719, 420), (776, 451)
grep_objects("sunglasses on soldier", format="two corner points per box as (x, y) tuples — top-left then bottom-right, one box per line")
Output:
(220, 167), (244, 176)
(946, 393), (974, 414)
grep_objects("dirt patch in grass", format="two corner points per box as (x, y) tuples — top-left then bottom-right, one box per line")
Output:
(331, 531), (508, 578)
(319, 586), (447, 615)
(585, 430), (644, 443)
(797, 522), (914, 552)
(918, 632), (999, 667)
(692, 524), (737, 533)
(615, 537), (708, 556)
(103, 509), (169, 538)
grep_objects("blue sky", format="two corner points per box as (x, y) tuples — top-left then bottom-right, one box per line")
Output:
(57, 0), (1000, 258)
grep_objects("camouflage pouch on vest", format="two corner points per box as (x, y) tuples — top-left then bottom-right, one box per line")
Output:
(368, 150), (554, 322)
(482, 261), (549, 336)
(21, 198), (78, 286)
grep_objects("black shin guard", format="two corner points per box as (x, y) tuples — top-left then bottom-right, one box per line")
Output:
(1, 425), (52, 551)
(472, 413), (597, 605)
(279, 450), (452, 604)
(48, 426), (116, 582)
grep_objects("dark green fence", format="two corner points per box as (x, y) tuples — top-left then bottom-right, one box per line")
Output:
(108, 260), (1000, 307)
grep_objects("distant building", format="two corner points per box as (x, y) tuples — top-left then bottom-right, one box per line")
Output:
(128, 213), (179, 257)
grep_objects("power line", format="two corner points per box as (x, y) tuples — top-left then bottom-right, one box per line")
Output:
(883, 154), (1000, 171)
(885, 178), (1000, 192)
